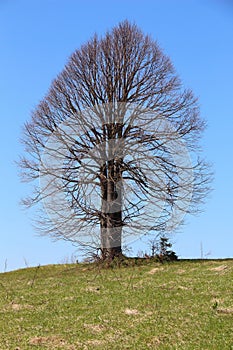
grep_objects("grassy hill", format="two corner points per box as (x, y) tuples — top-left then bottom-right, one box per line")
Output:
(0, 259), (232, 349)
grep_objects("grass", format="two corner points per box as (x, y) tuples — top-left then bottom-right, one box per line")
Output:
(0, 259), (232, 349)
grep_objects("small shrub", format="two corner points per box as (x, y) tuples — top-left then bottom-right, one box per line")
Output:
(149, 235), (178, 262)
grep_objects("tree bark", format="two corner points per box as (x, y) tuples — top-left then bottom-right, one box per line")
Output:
(100, 124), (123, 260)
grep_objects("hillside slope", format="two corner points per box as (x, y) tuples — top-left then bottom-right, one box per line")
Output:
(0, 259), (232, 349)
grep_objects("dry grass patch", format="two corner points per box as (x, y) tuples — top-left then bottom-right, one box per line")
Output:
(29, 336), (66, 346)
(177, 285), (190, 290)
(85, 286), (101, 293)
(217, 307), (233, 314)
(147, 336), (161, 347)
(124, 308), (139, 315)
(148, 267), (164, 274)
(83, 323), (106, 333)
(28, 336), (79, 349)
(209, 265), (228, 271)
(85, 339), (106, 346)
(9, 302), (34, 311)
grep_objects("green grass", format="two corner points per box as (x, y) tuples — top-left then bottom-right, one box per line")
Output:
(0, 259), (232, 349)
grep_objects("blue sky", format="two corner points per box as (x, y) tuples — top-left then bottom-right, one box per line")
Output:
(0, 0), (232, 271)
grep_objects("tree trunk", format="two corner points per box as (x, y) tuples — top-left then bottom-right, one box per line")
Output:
(100, 170), (123, 259)
(100, 123), (123, 260)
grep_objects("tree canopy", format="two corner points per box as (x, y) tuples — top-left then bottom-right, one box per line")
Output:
(20, 21), (211, 259)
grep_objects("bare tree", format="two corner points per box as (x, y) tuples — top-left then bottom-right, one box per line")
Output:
(19, 21), (211, 260)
